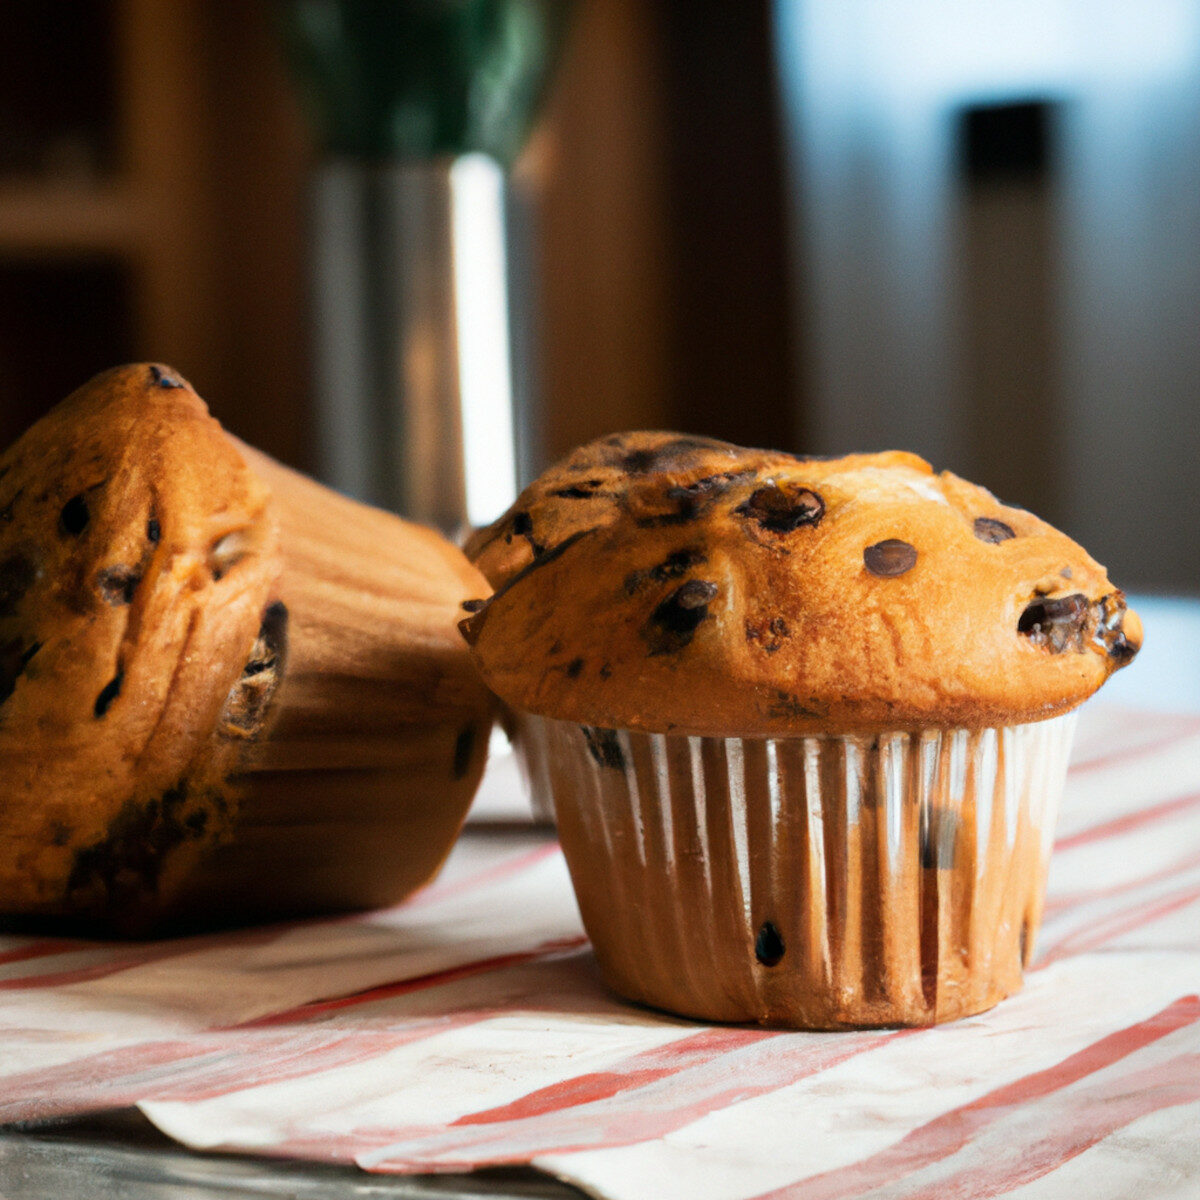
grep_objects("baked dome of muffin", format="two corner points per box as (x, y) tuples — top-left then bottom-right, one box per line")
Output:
(462, 431), (1141, 736)
(0, 364), (493, 931)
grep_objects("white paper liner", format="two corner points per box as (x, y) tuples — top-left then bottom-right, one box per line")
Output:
(521, 711), (1078, 1028)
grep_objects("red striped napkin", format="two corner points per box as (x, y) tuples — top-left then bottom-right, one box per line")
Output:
(3, 703), (1199, 1199)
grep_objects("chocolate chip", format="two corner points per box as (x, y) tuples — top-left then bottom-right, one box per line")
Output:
(974, 517), (1016, 543)
(66, 781), (205, 916)
(745, 615), (790, 654)
(624, 547), (707, 595)
(552, 485), (605, 499)
(147, 517), (161, 544)
(755, 921), (785, 967)
(59, 495), (90, 536)
(94, 670), (124, 717)
(1018, 593), (1087, 650)
(453, 725), (477, 779)
(864, 539), (917, 577)
(0, 551), (36, 617)
(459, 528), (595, 647)
(645, 580), (718, 655)
(566, 657), (584, 679)
(736, 483), (824, 533)
(0, 638), (40, 704)
(765, 691), (824, 720)
(1091, 592), (1140, 664)
(634, 472), (754, 528)
(618, 437), (731, 475)
(219, 601), (288, 735)
(148, 364), (185, 389)
(461, 598), (487, 613)
(582, 726), (625, 770)
(97, 565), (140, 606)
(507, 510), (546, 557)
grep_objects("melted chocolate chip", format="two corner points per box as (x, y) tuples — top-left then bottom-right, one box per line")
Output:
(453, 725), (477, 779)
(765, 691), (824, 720)
(736, 483), (824, 533)
(94, 670), (124, 717)
(755, 921), (785, 967)
(459, 529), (595, 647)
(0, 638), (40, 704)
(65, 781), (201, 914)
(148, 364), (185, 389)
(745, 615), (790, 654)
(147, 517), (161, 544)
(618, 436), (731, 475)
(582, 726), (625, 770)
(566, 657), (585, 679)
(645, 580), (718, 655)
(864, 539), (917, 577)
(624, 547), (708, 595)
(552, 484), (608, 499)
(97, 565), (140, 606)
(219, 602), (288, 736)
(59, 495), (90, 536)
(0, 551), (36, 617)
(634, 472), (754, 528)
(974, 517), (1016, 544)
(507, 510), (546, 557)
(1091, 591), (1140, 664)
(1018, 593), (1087, 652)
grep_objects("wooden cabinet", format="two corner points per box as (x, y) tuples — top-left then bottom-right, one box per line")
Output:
(0, 0), (314, 469)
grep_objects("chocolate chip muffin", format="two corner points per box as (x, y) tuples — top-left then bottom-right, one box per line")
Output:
(0, 364), (493, 934)
(461, 431), (1142, 1027)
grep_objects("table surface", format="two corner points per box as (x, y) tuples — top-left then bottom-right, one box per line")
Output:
(1, 591), (1195, 1199)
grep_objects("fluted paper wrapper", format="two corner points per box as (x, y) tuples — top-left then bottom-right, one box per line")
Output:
(523, 712), (1078, 1028)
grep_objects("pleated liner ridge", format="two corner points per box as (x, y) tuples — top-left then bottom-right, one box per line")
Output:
(524, 712), (1077, 1028)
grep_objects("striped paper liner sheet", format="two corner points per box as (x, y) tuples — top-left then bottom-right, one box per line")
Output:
(1, 701), (1199, 1199)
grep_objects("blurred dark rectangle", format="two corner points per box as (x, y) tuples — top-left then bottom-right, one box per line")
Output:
(959, 99), (1057, 185)
(0, 257), (134, 445)
(0, 0), (118, 180)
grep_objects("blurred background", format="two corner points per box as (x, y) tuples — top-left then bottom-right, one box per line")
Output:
(0, 0), (1196, 593)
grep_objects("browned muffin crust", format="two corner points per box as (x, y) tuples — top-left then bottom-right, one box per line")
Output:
(0, 364), (283, 922)
(0, 364), (494, 931)
(462, 432), (1141, 736)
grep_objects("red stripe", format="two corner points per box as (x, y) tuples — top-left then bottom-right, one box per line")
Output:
(454, 1027), (773, 1125)
(0, 1019), (483, 1123)
(1043, 849), (1200, 916)
(354, 1027), (905, 1171)
(233, 936), (588, 1028)
(1037, 881), (1200, 967)
(1055, 789), (1200, 852)
(890, 1052), (1200, 1200)
(748, 995), (1200, 1200)
(1068, 717), (1200, 777)
(0, 924), (288, 991)
(0, 939), (96, 967)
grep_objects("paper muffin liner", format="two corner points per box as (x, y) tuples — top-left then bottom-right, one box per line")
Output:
(522, 711), (1077, 1028)
(163, 446), (494, 930)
